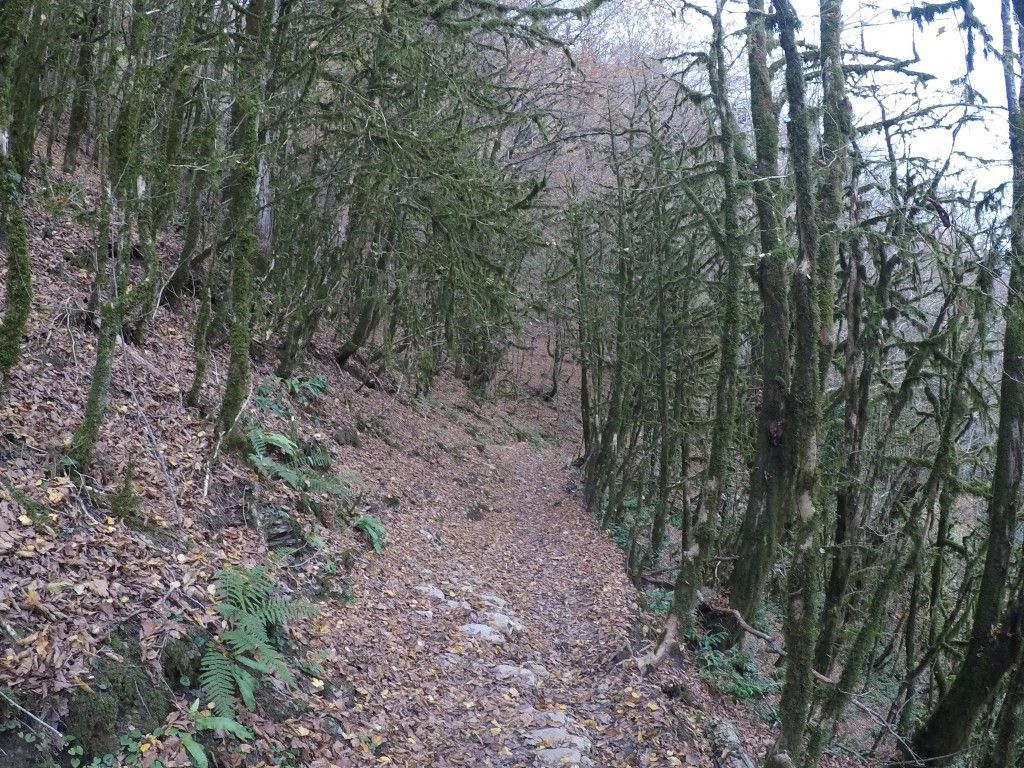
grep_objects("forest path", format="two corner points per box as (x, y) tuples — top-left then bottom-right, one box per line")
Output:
(327, 392), (699, 767)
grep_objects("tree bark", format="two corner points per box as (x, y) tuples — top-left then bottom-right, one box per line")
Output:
(766, 0), (823, 763)
(214, 0), (269, 444)
(910, 1), (1024, 762)
(726, 0), (790, 646)
(0, 0), (35, 391)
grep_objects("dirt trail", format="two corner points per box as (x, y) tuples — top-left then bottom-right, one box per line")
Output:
(324, 387), (704, 768)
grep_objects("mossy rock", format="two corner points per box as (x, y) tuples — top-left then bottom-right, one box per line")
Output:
(160, 632), (203, 693)
(65, 637), (171, 758)
(66, 690), (119, 756)
(260, 505), (307, 553)
(0, 733), (49, 768)
(333, 423), (361, 448)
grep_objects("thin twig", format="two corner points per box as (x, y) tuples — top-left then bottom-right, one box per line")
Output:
(0, 690), (65, 742)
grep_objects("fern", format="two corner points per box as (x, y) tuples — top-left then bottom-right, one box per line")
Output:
(283, 375), (328, 403)
(199, 567), (313, 716)
(305, 446), (332, 470)
(246, 425), (354, 511)
(354, 515), (387, 553)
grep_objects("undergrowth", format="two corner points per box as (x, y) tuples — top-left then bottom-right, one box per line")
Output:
(255, 374), (327, 419)
(246, 424), (358, 520)
(199, 567), (313, 718)
(693, 630), (780, 718)
(353, 514), (387, 553)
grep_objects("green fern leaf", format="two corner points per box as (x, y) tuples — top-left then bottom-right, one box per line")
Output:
(199, 651), (239, 717)
(181, 733), (209, 768)
(232, 664), (259, 711)
(262, 431), (300, 460)
(305, 447), (332, 469)
(195, 715), (253, 740)
(354, 515), (387, 553)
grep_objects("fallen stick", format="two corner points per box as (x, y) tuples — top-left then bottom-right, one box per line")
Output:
(0, 689), (65, 742)
(699, 597), (787, 658)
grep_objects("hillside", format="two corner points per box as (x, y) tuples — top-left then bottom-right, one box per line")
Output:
(0, 156), (794, 768)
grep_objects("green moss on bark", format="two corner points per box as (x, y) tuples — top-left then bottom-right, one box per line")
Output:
(0, 172), (30, 388)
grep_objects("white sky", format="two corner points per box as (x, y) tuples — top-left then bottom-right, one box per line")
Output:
(791, 0), (1008, 192)
(657, 0), (1012, 198)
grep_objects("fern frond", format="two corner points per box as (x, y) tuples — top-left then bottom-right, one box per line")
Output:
(262, 431), (300, 460)
(354, 515), (387, 553)
(256, 597), (313, 628)
(305, 447), (332, 469)
(258, 645), (297, 686)
(200, 650), (239, 718)
(304, 475), (344, 496)
(222, 627), (265, 656)
(232, 663), (259, 711)
(215, 569), (250, 613)
(246, 424), (268, 456)
(202, 567), (314, 714)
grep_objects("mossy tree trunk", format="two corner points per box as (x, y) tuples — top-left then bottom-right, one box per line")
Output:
(0, 0), (34, 392)
(69, 0), (153, 471)
(9, 0), (49, 181)
(668, 0), (744, 640)
(63, 3), (98, 174)
(766, 0), (823, 763)
(910, 1), (1024, 762)
(214, 0), (270, 446)
(726, 0), (790, 647)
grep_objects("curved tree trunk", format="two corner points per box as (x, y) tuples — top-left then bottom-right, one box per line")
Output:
(910, 1), (1024, 763)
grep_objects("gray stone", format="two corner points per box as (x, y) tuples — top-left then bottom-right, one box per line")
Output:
(526, 663), (550, 678)
(526, 727), (571, 747)
(487, 611), (524, 636)
(520, 707), (570, 727)
(567, 735), (592, 752)
(459, 623), (506, 644)
(415, 584), (446, 600)
(439, 599), (470, 613)
(495, 664), (539, 686)
(526, 728), (592, 753)
(479, 593), (508, 609)
(535, 747), (583, 766)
